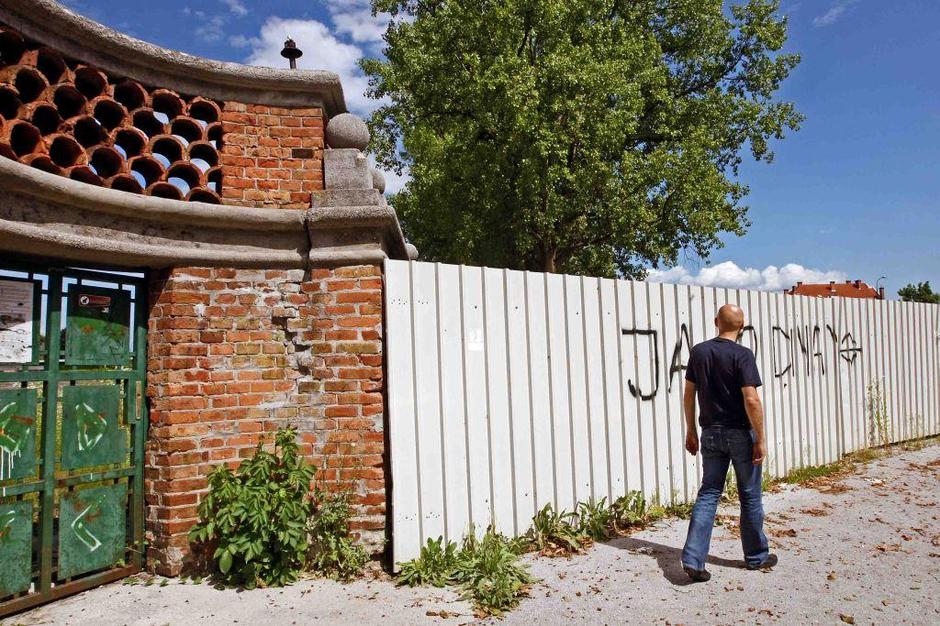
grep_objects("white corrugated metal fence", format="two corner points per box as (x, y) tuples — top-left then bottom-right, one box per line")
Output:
(384, 260), (940, 563)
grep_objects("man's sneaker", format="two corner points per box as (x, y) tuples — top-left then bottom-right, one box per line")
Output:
(683, 565), (712, 582)
(746, 553), (778, 571)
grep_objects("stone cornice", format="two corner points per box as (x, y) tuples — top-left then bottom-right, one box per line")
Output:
(0, 157), (409, 268)
(0, 0), (347, 114)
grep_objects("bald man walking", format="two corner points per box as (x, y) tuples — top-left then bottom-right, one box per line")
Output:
(680, 304), (777, 582)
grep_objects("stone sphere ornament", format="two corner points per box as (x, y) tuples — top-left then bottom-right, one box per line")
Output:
(326, 112), (369, 150)
(371, 167), (386, 194)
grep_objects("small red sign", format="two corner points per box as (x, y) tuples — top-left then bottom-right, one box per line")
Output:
(78, 294), (112, 308)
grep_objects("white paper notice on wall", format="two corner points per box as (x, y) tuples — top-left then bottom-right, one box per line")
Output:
(0, 279), (34, 363)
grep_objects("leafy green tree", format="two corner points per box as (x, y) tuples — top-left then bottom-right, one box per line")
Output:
(897, 281), (940, 304)
(363, 0), (802, 277)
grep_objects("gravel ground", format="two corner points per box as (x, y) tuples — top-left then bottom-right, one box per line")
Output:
(7, 443), (939, 626)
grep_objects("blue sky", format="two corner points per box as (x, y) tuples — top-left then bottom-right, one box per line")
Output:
(59, 0), (939, 296)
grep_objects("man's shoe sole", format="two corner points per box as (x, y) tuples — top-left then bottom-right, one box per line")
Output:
(746, 554), (778, 570)
(683, 565), (711, 582)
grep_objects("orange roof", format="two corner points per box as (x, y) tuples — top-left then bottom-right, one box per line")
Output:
(785, 280), (882, 299)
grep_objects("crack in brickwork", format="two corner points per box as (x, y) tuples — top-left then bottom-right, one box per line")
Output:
(145, 265), (386, 575)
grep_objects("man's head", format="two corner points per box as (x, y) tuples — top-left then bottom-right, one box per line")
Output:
(715, 303), (745, 335)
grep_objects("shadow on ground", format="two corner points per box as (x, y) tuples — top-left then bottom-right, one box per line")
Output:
(607, 536), (745, 585)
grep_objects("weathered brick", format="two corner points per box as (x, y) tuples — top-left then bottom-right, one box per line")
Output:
(147, 265), (386, 573)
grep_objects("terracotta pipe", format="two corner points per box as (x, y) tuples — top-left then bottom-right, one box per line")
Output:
(1, 118), (43, 156)
(89, 95), (127, 131)
(23, 101), (62, 135)
(65, 164), (104, 186)
(86, 143), (124, 178)
(0, 65), (48, 103)
(20, 152), (61, 175)
(0, 84), (22, 119)
(110, 126), (148, 159)
(146, 180), (184, 200)
(107, 172), (143, 194)
(45, 132), (87, 167)
(113, 79), (149, 111)
(186, 187), (221, 204)
(0, 27), (26, 65)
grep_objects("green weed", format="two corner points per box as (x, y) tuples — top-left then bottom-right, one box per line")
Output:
(307, 491), (369, 581)
(577, 498), (613, 541)
(524, 503), (588, 555)
(398, 528), (533, 617)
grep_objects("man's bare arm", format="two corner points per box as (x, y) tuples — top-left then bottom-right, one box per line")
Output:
(684, 380), (698, 455)
(742, 385), (766, 464)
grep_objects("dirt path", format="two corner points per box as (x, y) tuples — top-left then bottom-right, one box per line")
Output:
(8, 444), (939, 626)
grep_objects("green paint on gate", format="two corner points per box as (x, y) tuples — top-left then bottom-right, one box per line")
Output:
(58, 483), (127, 580)
(0, 265), (147, 616)
(61, 386), (127, 470)
(0, 388), (37, 481)
(0, 501), (33, 596)
(64, 285), (131, 366)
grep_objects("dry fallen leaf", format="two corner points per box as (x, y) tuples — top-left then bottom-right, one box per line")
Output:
(875, 543), (901, 553)
(839, 614), (856, 624)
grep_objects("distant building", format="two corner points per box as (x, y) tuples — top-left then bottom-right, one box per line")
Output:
(785, 280), (884, 299)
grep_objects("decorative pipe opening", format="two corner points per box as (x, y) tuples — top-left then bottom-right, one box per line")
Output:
(48, 134), (85, 167)
(30, 103), (62, 135)
(108, 173), (143, 194)
(206, 122), (223, 149)
(188, 141), (219, 172)
(206, 165), (222, 193)
(67, 164), (104, 186)
(9, 120), (41, 156)
(132, 108), (165, 138)
(112, 127), (147, 159)
(89, 145), (123, 178)
(0, 29), (26, 65)
(186, 188), (221, 204)
(35, 48), (68, 85)
(129, 155), (164, 188)
(113, 80), (147, 111)
(52, 84), (86, 119)
(147, 180), (184, 200)
(92, 97), (127, 131)
(14, 67), (47, 103)
(188, 98), (220, 127)
(73, 116), (106, 147)
(74, 66), (109, 100)
(170, 117), (202, 145)
(149, 135), (184, 167)
(0, 85), (21, 119)
(152, 90), (184, 124)
(166, 161), (201, 194)
(22, 153), (60, 175)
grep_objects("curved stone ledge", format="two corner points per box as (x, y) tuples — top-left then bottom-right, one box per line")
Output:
(0, 0), (346, 114)
(0, 156), (408, 269)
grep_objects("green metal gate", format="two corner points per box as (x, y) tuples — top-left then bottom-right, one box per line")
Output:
(0, 261), (147, 617)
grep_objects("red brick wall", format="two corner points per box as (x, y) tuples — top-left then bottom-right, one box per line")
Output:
(145, 265), (385, 575)
(219, 103), (325, 209)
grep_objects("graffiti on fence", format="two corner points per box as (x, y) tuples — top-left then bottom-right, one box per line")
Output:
(620, 320), (863, 401)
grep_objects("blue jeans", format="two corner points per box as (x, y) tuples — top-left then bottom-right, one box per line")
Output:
(681, 426), (769, 570)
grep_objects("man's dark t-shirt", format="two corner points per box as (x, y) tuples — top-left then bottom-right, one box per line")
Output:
(685, 337), (762, 429)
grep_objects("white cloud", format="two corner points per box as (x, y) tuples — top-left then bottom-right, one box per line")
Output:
(327, 1), (389, 44)
(812, 0), (859, 27)
(194, 14), (227, 44)
(221, 0), (248, 17)
(240, 17), (376, 115)
(646, 261), (848, 292)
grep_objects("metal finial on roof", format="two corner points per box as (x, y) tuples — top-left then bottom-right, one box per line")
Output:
(280, 38), (303, 70)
